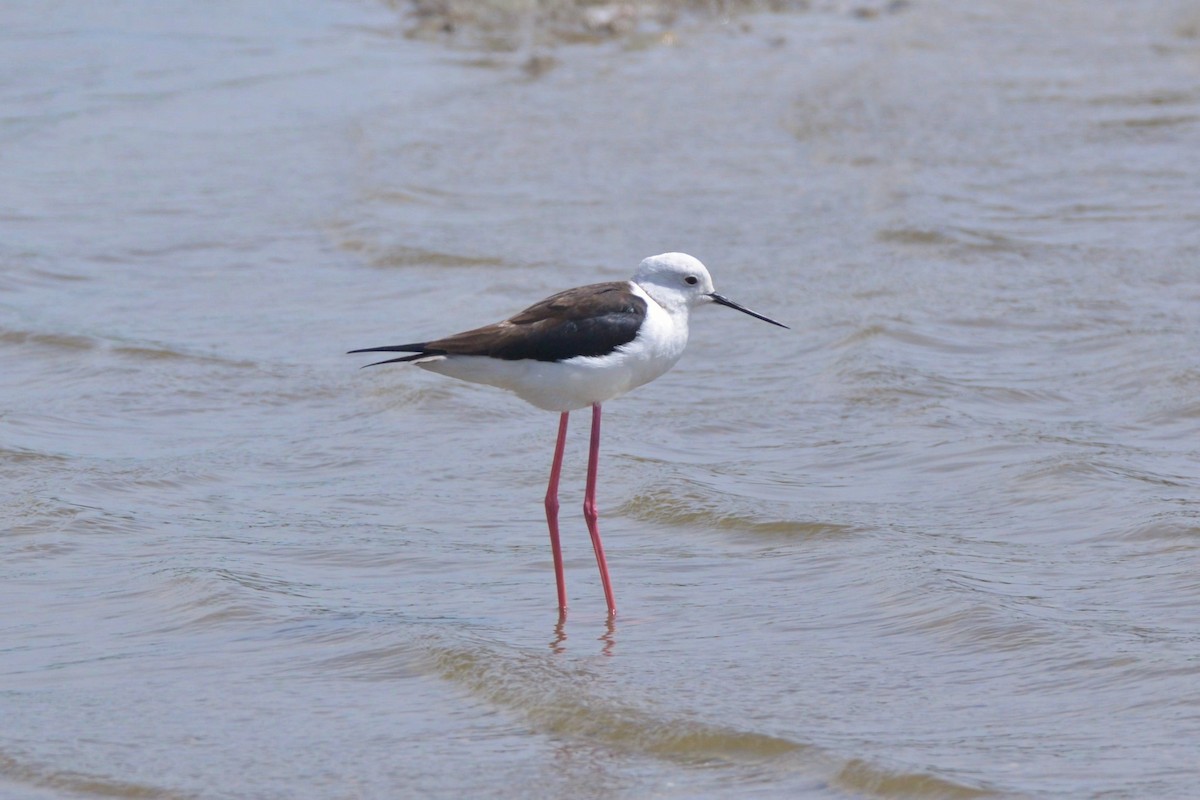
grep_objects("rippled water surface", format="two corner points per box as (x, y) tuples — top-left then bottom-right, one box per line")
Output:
(3, 1), (1199, 797)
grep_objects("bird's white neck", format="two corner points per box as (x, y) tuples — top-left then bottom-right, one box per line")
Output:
(632, 280), (692, 323)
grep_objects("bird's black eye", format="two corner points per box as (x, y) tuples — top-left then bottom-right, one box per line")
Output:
(685, 276), (699, 285)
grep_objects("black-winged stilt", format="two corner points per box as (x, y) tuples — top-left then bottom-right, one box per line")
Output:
(350, 252), (788, 616)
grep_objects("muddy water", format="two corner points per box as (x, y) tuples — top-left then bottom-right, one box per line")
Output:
(3, 1), (1199, 797)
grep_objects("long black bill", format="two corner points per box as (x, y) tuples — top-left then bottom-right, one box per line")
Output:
(709, 293), (790, 329)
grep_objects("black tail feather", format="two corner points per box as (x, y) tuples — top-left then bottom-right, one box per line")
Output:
(358, 353), (429, 368)
(347, 342), (427, 355)
(348, 342), (448, 369)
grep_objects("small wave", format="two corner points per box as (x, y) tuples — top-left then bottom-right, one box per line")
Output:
(419, 641), (806, 763)
(416, 639), (994, 798)
(835, 759), (995, 799)
(0, 749), (196, 800)
(1103, 519), (1200, 543)
(136, 567), (287, 635)
(875, 225), (1032, 255)
(0, 329), (96, 351)
(109, 343), (253, 368)
(1, 324), (251, 367)
(365, 244), (507, 270)
(621, 483), (855, 540)
(0, 446), (69, 466)
(398, 0), (831, 50)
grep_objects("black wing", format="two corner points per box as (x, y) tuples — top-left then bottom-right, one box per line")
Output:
(349, 281), (648, 364)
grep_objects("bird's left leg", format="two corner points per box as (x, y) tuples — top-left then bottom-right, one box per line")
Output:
(583, 402), (616, 616)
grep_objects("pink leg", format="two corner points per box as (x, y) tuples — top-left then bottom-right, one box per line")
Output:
(545, 411), (570, 613)
(583, 402), (617, 616)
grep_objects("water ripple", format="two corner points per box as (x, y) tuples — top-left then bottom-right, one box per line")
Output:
(416, 638), (994, 798)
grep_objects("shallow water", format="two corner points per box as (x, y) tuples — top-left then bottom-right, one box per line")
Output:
(3, 1), (1199, 797)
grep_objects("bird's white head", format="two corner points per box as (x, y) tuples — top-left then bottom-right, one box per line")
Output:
(632, 253), (716, 314)
(633, 252), (790, 329)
